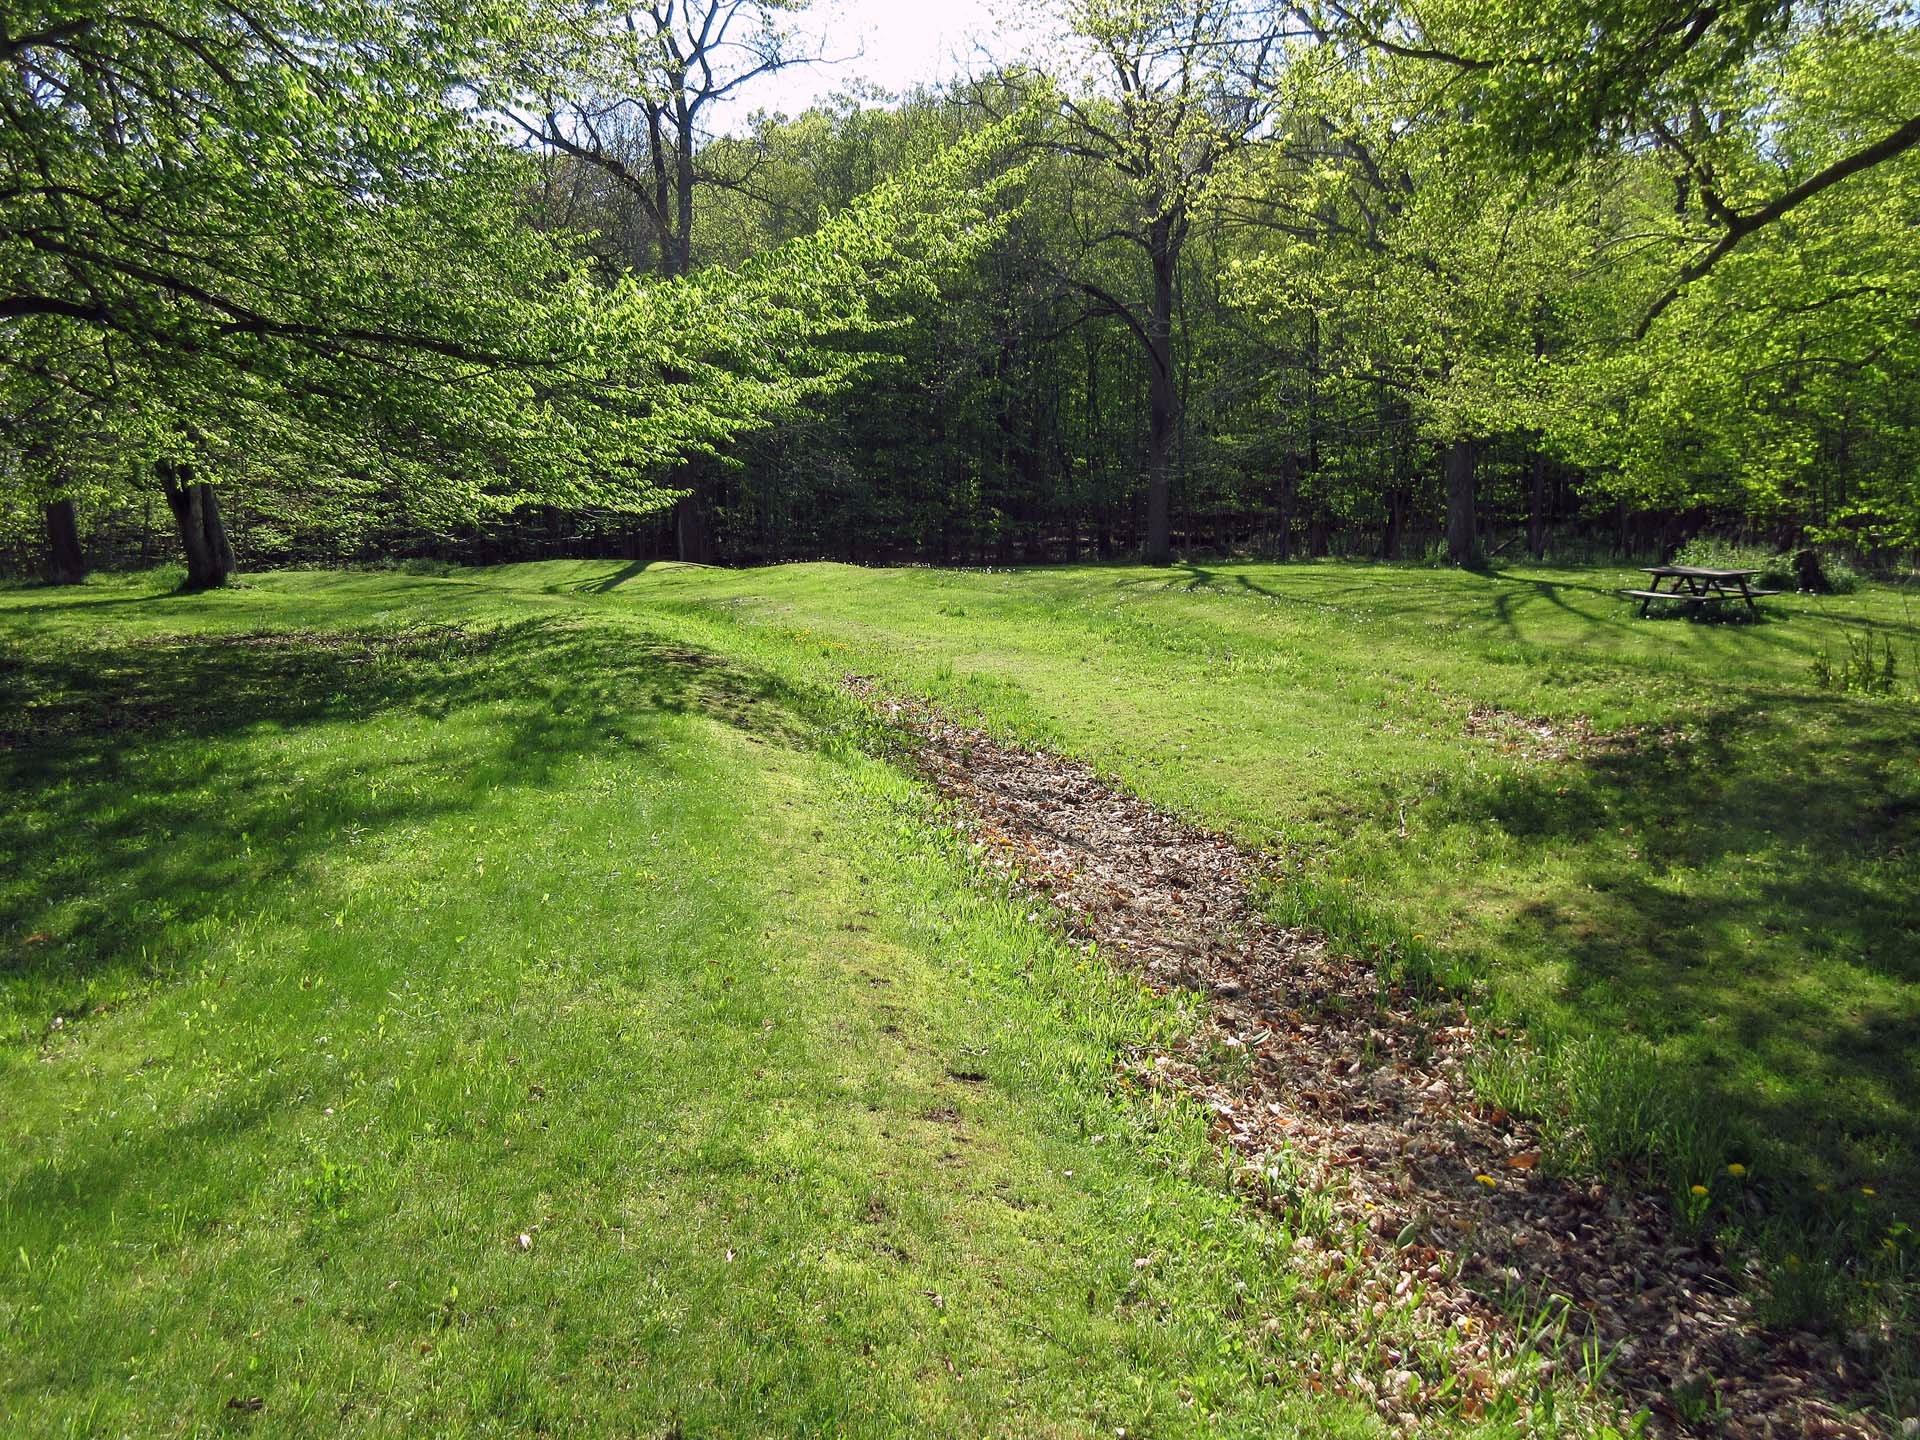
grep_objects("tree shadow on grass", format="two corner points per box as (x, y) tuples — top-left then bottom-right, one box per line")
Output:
(0, 587), (211, 618)
(1482, 573), (1650, 646)
(1473, 570), (1839, 676)
(572, 560), (658, 594)
(1, 1061), (311, 1225)
(0, 617), (835, 1017)
(0, 610), (877, 1418)
(1431, 688), (1920, 1204)
(1168, 562), (1465, 621)
(1170, 562), (1660, 647)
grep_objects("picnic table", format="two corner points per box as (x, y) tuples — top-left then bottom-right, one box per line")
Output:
(1622, 565), (1779, 617)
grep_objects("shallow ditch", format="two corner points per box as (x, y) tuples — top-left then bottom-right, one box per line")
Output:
(848, 675), (1885, 1439)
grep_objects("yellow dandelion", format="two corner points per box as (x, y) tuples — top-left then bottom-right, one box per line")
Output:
(1689, 1184), (1709, 1197)
(1726, 1163), (1747, 1178)
(1862, 1186), (1877, 1198)
(1474, 1174), (1497, 1188)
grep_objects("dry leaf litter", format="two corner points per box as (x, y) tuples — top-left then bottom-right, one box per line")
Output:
(848, 677), (1885, 1439)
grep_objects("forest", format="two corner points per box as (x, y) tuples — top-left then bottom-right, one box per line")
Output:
(4, 2), (1920, 1437)
(4, 0), (1917, 579)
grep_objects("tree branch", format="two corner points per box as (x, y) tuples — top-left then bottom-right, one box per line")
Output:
(1636, 111), (1920, 337)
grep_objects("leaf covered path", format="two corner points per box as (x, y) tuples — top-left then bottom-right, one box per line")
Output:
(848, 676), (1885, 1437)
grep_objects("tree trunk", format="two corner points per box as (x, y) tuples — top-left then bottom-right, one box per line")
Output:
(1376, 379), (1406, 562)
(207, 483), (236, 575)
(158, 460), (235, 589)
(1081, 332), (1101, 562)
(1381, 487), (1407, 561)
(673, 106), (696, 278)
(1142, 220), (1178, 566)
(1445, 439), (1478, 566)
(674, 493), (711, 565)
(1275, 450), (1299, 561)
(43, 499), (86, 584)
(1526, 453), (1550, 561)
(647, 104), (676, 277)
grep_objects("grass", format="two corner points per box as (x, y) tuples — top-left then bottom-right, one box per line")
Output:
(1, 571), (1506, 1438)
(561, 561), (1919, 1191)
(500, 556), (1920, 1369)
(3, 557), (1915, 1430)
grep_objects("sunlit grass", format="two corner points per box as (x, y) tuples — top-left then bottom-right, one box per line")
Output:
(491, 556), (1919, 1369)
(1, 579), (1401, 1437)
(4, 557), (1914, 1428)
(513, 558), (1917, 1211)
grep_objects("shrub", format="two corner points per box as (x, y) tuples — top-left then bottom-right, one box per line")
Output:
(1820, 554), (1862, 594)
(1811, 628), (1911, 697)
(1673, 538), (1876, 593)
(1671, 538), (1797, 590)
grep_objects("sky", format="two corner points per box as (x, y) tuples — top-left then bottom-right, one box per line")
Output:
(712, 0), (1039, 129)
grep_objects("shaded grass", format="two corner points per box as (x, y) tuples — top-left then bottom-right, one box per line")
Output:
(5, 557), (1914, 1424)
(2, 579), (1434, 1437)
(457, 557), (1919, 1362)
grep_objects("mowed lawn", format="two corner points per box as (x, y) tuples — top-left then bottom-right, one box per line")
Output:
(1, 572), (1425, 1439)
(516, 559), (1918, 1213)
(3, 558), (1916, 1432)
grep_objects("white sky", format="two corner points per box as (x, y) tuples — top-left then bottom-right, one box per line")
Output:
(712, 0), (1041, 130)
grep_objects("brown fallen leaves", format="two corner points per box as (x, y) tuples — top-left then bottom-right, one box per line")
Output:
(848, 677), (1886, 1439)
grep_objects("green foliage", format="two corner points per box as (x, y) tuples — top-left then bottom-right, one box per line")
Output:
(1812, 627), (1912, 697)
(663, 0), (1917, 568)
(7, 0), (1916, 572)
(1322, 0), (1799, 164)
(1671, 539), (1798, 589)
(1824, 555), (1865, 594)
(1, 2), (1024, 567)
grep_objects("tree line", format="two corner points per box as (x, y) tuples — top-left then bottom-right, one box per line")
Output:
(4, 0), (1917, 582)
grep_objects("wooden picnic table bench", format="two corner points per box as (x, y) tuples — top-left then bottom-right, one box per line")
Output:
(1622, 565), (1780, 617)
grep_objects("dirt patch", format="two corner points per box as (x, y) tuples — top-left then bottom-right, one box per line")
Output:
(1464, 705), (1689, 764)
(850, 676), (1881, 1438)
(1463, 705), (1599, 761)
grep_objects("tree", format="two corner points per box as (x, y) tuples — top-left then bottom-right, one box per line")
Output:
(1032, 0), (1293, 564)
(500, 0), (832, 559)
(499, 0), (829, 556)
(1218, 43), (1615, 565)
(1316, 0), (1920, 334)
(2, 0), (1023, 584)
(507, 0), (824, 279)
(2, 0), (645, 583)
